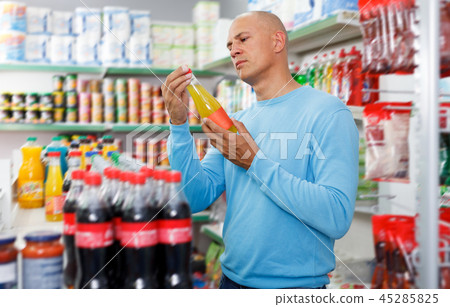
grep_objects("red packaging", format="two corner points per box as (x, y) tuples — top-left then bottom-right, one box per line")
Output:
(341, 46), (362, 106)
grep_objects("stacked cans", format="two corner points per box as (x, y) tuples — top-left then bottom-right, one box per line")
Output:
(115, 78), (127, 123)
(103, 78), (115, 123)
(128, 78), (140, 124)
(152, 87), (165, 124)
(140, 82), (152, 124)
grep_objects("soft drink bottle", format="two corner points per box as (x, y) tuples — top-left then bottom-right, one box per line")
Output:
(315, 53), (327, 90)
(45, 152), (64, 222)
(69, 140), (80, 153)
(102, 135), (118, 159)
(140, 166), (154, 195)
(75, 172), (114, 289)
(187, 69), (238, 133)
(44, 136), (69, 178)
(306, 56), (318, 88)
(323, 51), (336, 94)
(78, 137), (92, 171)
(121, 172), (159, 289)
(62, 150), (82, 201)
(331, 49), (346, 98)
(91, 154), (113, 174)
(293, 63), (308, 85)
(159, 170), (193, 289)
(340, 46), (362, 106)
(100, 167), (121, 208)
(63, 169), (85, 289)
(111, 152), (144, 172)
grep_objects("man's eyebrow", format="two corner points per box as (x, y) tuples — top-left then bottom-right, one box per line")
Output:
(226, 32), (251, 48)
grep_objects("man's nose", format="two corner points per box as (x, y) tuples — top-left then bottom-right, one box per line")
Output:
(230, 45), (241, 57)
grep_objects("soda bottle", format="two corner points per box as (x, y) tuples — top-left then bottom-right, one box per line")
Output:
(63, 169), (85, 289)
(44, 136), (69, 178)
(306, 56), (318, 88)
(91, 154), (113, 174)
(341, 46), (362, 106)
(121, 172), (159, 289)
(69, 140), (80, 153)
(324, 51), (336, 94)
(101, 167), (121, 209)
(102, 135), (118, 159)
(140, 166), (154, 195)
(78, 137), (92, 171)
(62, 150), (82, 201)
(111, 152), (144, 172)
(159, 170), (193, 289)
(18, 137), (44, 209)
(315, 53), (327, 90)
(84, 151), (99, 171)
(75, 172), (114, 289)
(45, 151), (64, 222)
(186, 69), (238, 133)
(293, 63), (307, 85)
(331, 49), (346, 98)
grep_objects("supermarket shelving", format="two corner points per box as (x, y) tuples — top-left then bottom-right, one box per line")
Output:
(200, 223), (223, 245)
(348, 106), (364, 120)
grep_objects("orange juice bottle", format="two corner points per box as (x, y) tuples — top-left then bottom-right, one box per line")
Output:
(45, 151), (64, 222)
(78, 136), (92, 171)
(186, 70), (238, 133)
(18, 137), (45, 209)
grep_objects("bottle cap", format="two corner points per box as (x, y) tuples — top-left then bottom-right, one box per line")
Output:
(79, 136), (87, 140)
(47, 151), (61, 157)
(70, 141), (80, 148)
(104, 167), (120, 179)
(120, 171), (132, 182)
(153, 169), (167, 181)
(165, 170), (182, 183)
(130, 172), (146, 185)
(111, 152), (120, 164)
(24, 231), (61, 242)
(338, 48), (346, 58)
(84, 172), (102, 186)
(71, 170), (85, 180)
(51, 136), (62, 141)
(26, 137), (37, 142)
(107, 151), (119, 157)
(103, 135), (113, 139)
(85, 151), (98, 158)
(69, 150), (82, 157)
(140, 166), (154, 178)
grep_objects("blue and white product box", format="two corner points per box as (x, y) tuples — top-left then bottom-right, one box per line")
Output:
(321, 0), (359, 18)
(130, 10), (151, 37)
(76, 33), (101, 66)
(74, 7), (102, 40)
(50, 34), (76, 64)
(25, 34), (50, 63)
(0, 30), (25, 62)
(0, 1), (26, 32)
(26, 7), (52, 34)
(52, 11), (73, 35)
(294, 0), (323, 29)
(101, 32), (127, 66)
(128, 35), (152, 66)
(103, 6), (130, 42)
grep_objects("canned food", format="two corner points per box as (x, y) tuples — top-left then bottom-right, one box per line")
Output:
(103, 78), (115, 94)
(25, 107), (39, 124)
(128, 93), (139, 107)
(104, 93), (115, 108)
(39, 93), (53, 108)
(159, 139), (169, 166)
(141, 82), (152, 98)
(79, 92), (91, 108)
(65, 91), (77, 108)
(11, 107), (24, 123)
(53, 92), (64, 107)
(128, 106), (139, 124)
(146, 139), (159, 168)
(0, 233), (18, 289)
(152, 86), (161, 97)
(116, 107), (127, 123)
(52, 75), (64, 91)
(40, 107), (54, 123)
(11, 93), (25, 108)
(152, 96), (165, 112)
(90, 80), (102, 93)
(91, 93), (103, 108)
(134, 138), (146, 163)
(104, 106), (115, 123)
(128, 78), (140, 93)
(115, 78), (127, 94)
(0, 106), (11, 123)
(54, 108), (65, 123)
(91, 105), (102, 123)
(77, 79), (90, 93)
(65, 74), (77, 91)
(65, 108), (77, 123)
(25, 93), (39, 107)
(79, 105), (90, 123)
(152, 110), (165, 124)
(0, 92), (11, 106)
(116, 93), (127, 108)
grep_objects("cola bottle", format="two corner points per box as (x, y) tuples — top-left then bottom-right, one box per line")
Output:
(62, 150), (82, 201)
(75, 172), (114, 289)
(159, 170), (193, 289)
(63, 169), (85, 289)
(100, 167), (121, 208)
(140, 166), (154, 196)
(121, 172), (159, 289)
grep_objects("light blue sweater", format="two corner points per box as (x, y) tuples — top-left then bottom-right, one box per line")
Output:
(168, 86), (359, 288)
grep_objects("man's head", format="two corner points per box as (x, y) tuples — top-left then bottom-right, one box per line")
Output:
(227, 11), (289, 85)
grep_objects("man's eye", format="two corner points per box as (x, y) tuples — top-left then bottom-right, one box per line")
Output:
(241, 37), (247, 42)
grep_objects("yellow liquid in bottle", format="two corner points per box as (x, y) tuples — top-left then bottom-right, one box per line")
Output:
(79, 143), (91, 170)
(45, 161), (63, 222)
(324, 64), (333, 94)
(18, 146), (44, 209)
(187, 83), (237, 133)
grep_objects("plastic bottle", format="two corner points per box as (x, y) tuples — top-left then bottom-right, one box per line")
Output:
(78, 136), (92, 171)
(102, 135), (118, 159)
(45, 152), (64, 222)
(69, 140), (80, 153)
(140, 166), (154, 195)
(84, 151), (99, 171)
(293, 63), (308, 85)
(159, 170), (192, 289)
(45, 136), (68, 178)
(18, 137), (44, 209)
(111, 152), (144, 172)
(324, 51), (336, 94)
(91, 154), (113, 174)
(186, 69), (238, 133)
(62, 150), (82, 201)
(75, 172), (114, 289)
(63, 169), (85, 289)
(315, 53), (327, 90)
(121, 172), (159, 289)
(341, 46), (363, 106)
(100, 167), (121, 209)
(306, 56), (318, 88)
(331, 49), (346, 98)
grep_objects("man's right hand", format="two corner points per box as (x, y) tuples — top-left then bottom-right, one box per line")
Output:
(161, 64), (192, 125)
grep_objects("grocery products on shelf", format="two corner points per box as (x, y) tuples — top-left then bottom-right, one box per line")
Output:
(215, 78), (256, 114)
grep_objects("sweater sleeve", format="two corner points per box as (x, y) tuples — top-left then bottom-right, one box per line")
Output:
(246, 109), (359, 239)
(168, 121), (226, 213)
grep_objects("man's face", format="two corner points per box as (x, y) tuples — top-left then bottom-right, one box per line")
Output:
(227, 15), (273, 84)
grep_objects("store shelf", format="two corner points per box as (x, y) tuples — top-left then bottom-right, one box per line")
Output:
(354, 206), (377, 215)
(192, 211), (211, 223)
(107, 67), (223, 77)
(0, 123), (203, 133)
(200, 223), (223, 245)
(348, 106), (364, 120)
(202, 11), (362, 71)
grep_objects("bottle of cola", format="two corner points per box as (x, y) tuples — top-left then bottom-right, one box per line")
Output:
(101, 167), (121, 208)
(62, 169), (85, 289)
(62, 150), (82, 200)
(159, 170), (193, 289)
(140, 166), (154, 196)
(121, 172), (159, 289)
(75, 172), (114, 289)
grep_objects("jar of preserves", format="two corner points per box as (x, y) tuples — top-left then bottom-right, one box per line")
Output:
(0, 233), (18, 289)
(22, 231), (64, 289)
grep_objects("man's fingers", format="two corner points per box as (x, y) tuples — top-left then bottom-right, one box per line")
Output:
(203, 118), (229, 135)
(231, 118), (253, 142)
(164, 64), (190, 87)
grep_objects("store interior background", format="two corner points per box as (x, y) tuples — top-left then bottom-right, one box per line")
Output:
(0, 0), (422, 285)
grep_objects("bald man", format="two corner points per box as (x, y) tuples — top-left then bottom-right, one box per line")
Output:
(163, 11), (359, 289)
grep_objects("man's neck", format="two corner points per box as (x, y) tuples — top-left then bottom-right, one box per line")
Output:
(252, 68), (301, 101)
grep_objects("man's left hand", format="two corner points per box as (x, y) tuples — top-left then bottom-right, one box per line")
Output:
(202, 118), (259, 170)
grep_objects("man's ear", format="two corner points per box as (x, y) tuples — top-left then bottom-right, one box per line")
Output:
(273, 31), (287, 53)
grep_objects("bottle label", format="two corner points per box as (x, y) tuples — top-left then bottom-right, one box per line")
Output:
(120, 221), (158, 248)
(63, 212), (76, 235)
(45, 195), (64, 216)
(207, 107), (233, 131)
(159, 218), (192, 244)
(0, 261), (17, 289)
(76, 222), (114, 248)
(113, 217), (122, 241)
(18, 180), (43, 201)
(23, 257), (62, 289)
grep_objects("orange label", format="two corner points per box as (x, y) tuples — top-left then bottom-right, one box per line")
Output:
(207, 107), (233, 131)
(18, 181), (43, 201)
(45, 196), (64, 216)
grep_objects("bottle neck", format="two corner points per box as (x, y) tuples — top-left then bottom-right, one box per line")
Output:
(67, 179), (84, 199)
(49, 157), (60, 167)
(82, 184), (103, 208)
(190, 74), (200, 86)
(68, 157), (81, 169)
(163, 181), (185, 204)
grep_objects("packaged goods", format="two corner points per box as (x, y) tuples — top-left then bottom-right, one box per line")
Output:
(52, 11), (73, 35)
(173, 24), (195, 46)
(26, 7), (52, 34)
(0, 233), (18, 289)
(25, 34), (50, 63)
(172, 46), (195, 67)
(102, 33), (127, 66)
(50, 34), (76, 64)
(39, 107), (53, 123)
(18, 137), (44, 208)
(45, 151), (64, 222)
(0, 30), (25, 62)
(74, 7), (102, 39)
(130, 10), (151, 37)
(195, 46), (213, 68)
(76, 33), (101, 66)
(103, 6), (130, 42)
(195, 24), (214, 45)
(151, 24), (173, 45)
(128, 35), (152, 66)
(193, 1), (219, 24)
(0, 1), (26, 32)
(152, 44), (172, 67)
(65, 107), (77, 122)
(53, 76), (64, 92)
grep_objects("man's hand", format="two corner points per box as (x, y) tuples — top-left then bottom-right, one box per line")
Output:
(161, 65), (193, 125)
(202, 118), (259, 170)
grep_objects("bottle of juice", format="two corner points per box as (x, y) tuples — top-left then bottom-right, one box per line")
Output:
(324, 51), (336, 94)
(45, 136), (68, 178)
(102, 135), (118, 159)
(341, 46), (362, 106)
(45, 151), (64, 222)
(331, 49), (346, 98)
(186, 69), (238, 133)
(306, 56), (318, 88)
(79, 136), (92, 171)
(315, 53), (327, 90)
(18, 137), (44, 209)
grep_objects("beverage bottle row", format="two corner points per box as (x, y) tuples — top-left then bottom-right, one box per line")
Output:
(62, 156), (193, 289)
